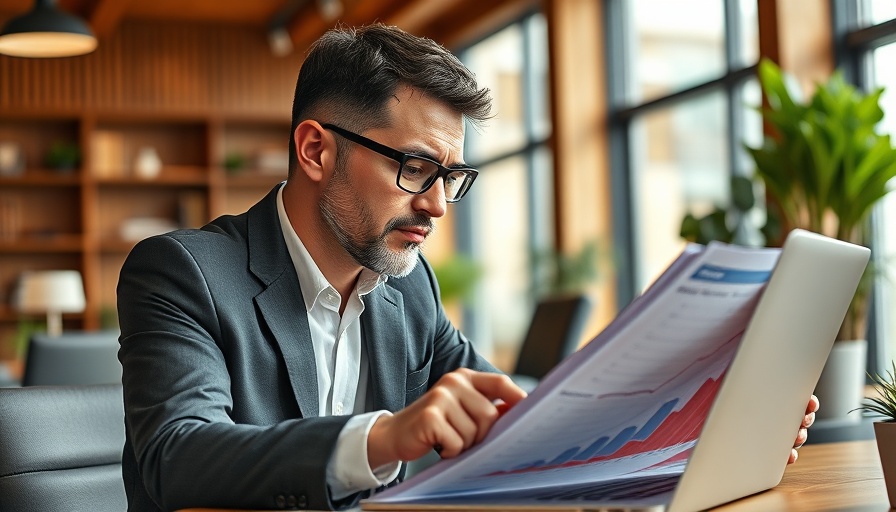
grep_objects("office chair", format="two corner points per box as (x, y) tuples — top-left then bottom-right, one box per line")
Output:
(510, 294), (592, 391)
(22, 330), (121, 386)
(0, 384), (127, 512)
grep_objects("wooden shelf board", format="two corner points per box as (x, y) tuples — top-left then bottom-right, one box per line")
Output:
(223, 172), (287, 187)
(99, 239), (139, 253)
(0, 235), (83, 253)
(95, 169), (210, 187)
(0, 171), (82, 186)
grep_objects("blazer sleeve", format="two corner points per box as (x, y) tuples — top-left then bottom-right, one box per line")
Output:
(118, 234), (353, 511)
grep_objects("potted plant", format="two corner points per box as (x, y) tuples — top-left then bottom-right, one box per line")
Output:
(746, 58), (896, 420)
(853, 361), (896, 508)
(44, 141), (81, 172)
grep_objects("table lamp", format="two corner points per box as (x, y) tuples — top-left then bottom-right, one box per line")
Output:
(13, 270), (86, 336)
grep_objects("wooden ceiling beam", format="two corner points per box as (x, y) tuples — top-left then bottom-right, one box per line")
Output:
(288, 0), (433, 53)
(385, 0), (465, 34)
(421, 0), (537, 49)
(88, 0), (131, 38)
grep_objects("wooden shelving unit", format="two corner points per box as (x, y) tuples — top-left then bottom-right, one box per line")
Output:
(0, 111), (289, 359)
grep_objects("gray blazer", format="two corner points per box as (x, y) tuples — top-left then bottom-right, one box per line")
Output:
(117, 186), (495, 511)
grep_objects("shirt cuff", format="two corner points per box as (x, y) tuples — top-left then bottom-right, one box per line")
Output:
(328, 410), (402, 500)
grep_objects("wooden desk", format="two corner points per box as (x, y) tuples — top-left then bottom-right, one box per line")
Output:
(180, 440), (891, 512)
(715, 440), (889, 511)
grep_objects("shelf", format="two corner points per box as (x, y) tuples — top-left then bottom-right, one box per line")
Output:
(0, 111), (290, 344)
(0, 235), (83, 253)
(99, 239), (139, 253)
(0, 170), (82, 187)
(0, 306), (85, 323)
(222, 172), (286, 187)
(95, 166), (210, 186)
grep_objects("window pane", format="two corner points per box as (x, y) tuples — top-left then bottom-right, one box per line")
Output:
(737, 0), (759, 68)
(630, 92), (729, 290)
(526, 13), (552, 141)
(463, 24), (527, 163)
(473, 156), (532, 359)
(626, 0), (726, 103)
(869, 43), (896, 363)
(860, 0), (896, 27)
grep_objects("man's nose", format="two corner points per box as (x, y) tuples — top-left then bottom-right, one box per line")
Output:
(411, 178), (447, 218)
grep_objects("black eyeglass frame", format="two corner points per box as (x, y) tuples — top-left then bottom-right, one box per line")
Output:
(321, 123), (478, 203)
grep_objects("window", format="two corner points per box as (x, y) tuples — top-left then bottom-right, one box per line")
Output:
(834, 1), (896, 370)
(452, 13), (554, 365)
(606, 0), (760, 301)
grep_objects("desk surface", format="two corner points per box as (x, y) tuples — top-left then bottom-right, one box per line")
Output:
(180, 440), (891, 512)
(714, 440), (888, 511)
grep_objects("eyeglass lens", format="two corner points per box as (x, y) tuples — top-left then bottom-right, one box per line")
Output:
(400, 157), (473, 201)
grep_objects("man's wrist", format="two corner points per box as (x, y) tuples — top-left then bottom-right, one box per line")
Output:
(367, 412), (397, 469)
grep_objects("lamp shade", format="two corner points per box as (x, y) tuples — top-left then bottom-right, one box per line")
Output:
(0, 0), (97, 58)
(13, 270), (86, 314)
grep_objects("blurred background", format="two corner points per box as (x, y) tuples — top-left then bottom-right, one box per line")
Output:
(0, 0), (893, 386)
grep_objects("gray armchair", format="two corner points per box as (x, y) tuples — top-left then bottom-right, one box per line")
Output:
(0, 384), (127, 512)
(22, 330), (121, 386)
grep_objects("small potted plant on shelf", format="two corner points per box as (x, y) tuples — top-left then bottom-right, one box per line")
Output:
(853, 361), (896, 508)
(44, 141), (81, 172)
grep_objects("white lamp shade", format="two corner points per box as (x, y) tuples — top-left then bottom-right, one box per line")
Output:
(14, 270), (86, 314)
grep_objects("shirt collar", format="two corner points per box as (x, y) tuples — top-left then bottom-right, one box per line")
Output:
(276, 185), (386, 312)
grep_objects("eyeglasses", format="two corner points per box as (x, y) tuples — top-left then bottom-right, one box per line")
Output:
(322, 123), (478, 203)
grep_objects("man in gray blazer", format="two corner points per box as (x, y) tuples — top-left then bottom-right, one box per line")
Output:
(118, 24), (525, 511)
(118, 23), (817, 512)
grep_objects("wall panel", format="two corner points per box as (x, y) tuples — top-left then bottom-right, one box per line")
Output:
(0, 20), (305, 115)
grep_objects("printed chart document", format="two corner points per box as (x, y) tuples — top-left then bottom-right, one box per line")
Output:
(367, 241), (782, 505)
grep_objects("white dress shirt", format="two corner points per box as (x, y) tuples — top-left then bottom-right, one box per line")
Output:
(276, 187), (402, 498)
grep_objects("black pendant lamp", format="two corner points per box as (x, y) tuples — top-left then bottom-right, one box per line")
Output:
(0, 0), (97, 58)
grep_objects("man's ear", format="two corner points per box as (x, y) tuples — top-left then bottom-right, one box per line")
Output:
(293, 120), (335, 183)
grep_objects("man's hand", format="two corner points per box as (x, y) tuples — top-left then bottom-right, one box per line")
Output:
(367, 369), (527, 468)
(788, 395), (819, 464)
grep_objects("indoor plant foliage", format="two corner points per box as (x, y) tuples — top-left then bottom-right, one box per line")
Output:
(746, 58), (896, 341)
(855, 361), (896, 421)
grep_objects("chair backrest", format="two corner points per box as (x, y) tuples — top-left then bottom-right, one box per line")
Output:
(513, 294), (592, 380)
(23, 330), (121, 386)
(0, 384), (126, 512)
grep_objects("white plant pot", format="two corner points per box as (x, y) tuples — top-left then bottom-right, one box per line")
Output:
(813, 339), (867, 422)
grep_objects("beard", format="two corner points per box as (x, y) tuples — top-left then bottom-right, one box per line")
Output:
(319, 162), (434, 278)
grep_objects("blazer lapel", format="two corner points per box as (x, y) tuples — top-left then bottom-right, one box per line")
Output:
(362, 285), (407, 413)
(247, 186), (319, 418)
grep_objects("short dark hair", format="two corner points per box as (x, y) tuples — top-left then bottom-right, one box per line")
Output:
(288, 23), (492, 176)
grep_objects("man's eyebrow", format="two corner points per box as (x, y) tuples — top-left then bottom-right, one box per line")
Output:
(403, 146), (471, 168)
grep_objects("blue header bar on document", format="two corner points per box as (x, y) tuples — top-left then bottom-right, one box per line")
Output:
(690, 264), (772, 284)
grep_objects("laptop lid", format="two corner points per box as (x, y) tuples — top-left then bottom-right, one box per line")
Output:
(667, 229), (869, 511)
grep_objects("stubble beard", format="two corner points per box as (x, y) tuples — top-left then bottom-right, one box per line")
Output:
(319, 164), (434, 278)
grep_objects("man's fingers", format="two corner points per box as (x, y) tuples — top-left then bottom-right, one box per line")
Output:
(802, 411), (816, 429)
(466, 370), (528, 405)
(806, 395), (820, 414)
(794, 427), (808, 448)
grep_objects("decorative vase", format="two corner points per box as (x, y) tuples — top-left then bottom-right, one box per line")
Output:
(813, 339), (867, 421)
(874, 422), (896, 508)
(134, 147), (162, 179)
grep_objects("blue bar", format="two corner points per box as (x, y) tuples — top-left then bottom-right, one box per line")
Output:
(633, 398), (679, 441)
(572, 436), (610, 461)
(595, 425), (638, 456)
(548, 446), (581, 466)
(690, 264), (771, 284)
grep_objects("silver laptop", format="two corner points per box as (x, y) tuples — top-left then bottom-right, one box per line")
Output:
(363, 229), (870, 512)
